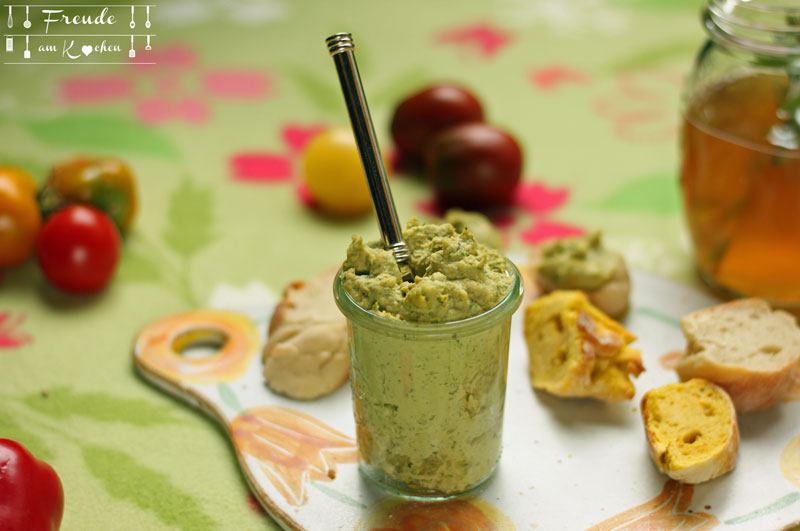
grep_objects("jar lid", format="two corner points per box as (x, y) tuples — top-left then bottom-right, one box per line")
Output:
(705, 0), (800, 57)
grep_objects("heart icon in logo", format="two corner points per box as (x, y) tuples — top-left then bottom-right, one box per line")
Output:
(81, 45), (92, 56)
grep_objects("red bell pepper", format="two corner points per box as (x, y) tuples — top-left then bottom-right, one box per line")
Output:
(0, 439), (64, 531)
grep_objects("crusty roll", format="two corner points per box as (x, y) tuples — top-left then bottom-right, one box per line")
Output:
(676, 298), (800, 412)
(263, 266), (349, 400)
(532, 232), (630, 319)
(641, 378), (739, 484)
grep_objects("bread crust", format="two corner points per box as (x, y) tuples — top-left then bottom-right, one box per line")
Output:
(263, 267), (349, 400)
(641, 379), (739, 484)
(676, 298), (800, 412)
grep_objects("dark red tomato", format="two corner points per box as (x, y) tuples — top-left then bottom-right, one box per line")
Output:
(425, 123), (522, 210)
(36, 205), (121, 293)
(390, 84), (484, 170)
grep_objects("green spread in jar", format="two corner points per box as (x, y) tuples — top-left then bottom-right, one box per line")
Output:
(341, 217), (512, 323)
(337, 218), (520, 495)
(536, 231), (621, 291)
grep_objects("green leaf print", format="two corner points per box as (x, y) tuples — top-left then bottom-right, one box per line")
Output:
(596, 173), (681, 215)
(606, 41), (698, 73)
(22, 113), (179, 159)
(614, 0), (703, 11)
(0, 154), (52, 185)
(19, 387), (186, 427)
(161, 178), (215, 260)
(0, 408), (55, 460)
(286, 67), (344, 113)
(217, 383), (244, 415)
(370, 66), (430, 109)
(116, 246), (163, 283)
(82, 444), (217, 531)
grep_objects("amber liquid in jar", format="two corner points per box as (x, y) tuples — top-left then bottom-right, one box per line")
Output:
(682, 72), (800, 306)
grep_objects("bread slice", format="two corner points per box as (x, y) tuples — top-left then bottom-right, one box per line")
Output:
(641, 378), (739, 484)
(676, 298), (800, 412)
(263, 266), (349, 400)
(524, 290), (644, 400)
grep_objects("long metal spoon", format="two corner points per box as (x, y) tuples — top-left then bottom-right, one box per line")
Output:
(326, 32), (414, 283)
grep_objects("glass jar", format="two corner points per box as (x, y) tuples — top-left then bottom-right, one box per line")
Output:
(333, 260), (523, 499)
(681, 0), (800, 309)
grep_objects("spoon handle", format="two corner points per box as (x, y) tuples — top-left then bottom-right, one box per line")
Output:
(326, 33), (413, 282)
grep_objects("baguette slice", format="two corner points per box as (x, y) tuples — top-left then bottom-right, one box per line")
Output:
(641, 378), (739, 484)
(676, 298), (800, 412)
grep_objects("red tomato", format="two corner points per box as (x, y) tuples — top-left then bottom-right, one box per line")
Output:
(425, 123), (522, 210)
(390, 84), (484, 170)
(36, 205), (121, 293)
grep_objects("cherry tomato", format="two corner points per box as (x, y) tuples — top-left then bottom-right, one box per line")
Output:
(390, 84), (484, 170)
(39, 157), (138, 233)
(0, 166), (41, 268)
(302, 128), (388, 217)
(36, 205), (120, 293)
(425, 123), (522, 210)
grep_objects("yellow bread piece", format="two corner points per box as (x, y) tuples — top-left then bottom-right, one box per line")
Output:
(524, 290), (644, 400)
(641, 378), (739, 484)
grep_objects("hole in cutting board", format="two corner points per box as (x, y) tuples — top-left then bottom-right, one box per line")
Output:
(172, 328), (228, 360)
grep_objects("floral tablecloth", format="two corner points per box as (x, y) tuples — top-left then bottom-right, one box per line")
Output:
(4, 0), (793, 529)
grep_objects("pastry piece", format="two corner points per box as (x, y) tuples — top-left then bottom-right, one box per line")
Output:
(676, 298), (800, 412)
(534, 231), (630, 318)
(263, 267), (349, 400)
(641, 378), (739, 484)
(524, 290), (644, 400)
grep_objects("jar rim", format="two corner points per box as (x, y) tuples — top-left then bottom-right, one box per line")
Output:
(705, 0), (800, 57)
(333, 258), (524, 335)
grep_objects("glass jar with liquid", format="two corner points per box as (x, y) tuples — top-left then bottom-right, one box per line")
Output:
(681, 0), (800, 309)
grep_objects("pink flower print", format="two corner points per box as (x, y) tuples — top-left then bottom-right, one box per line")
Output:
(0, 312), (32, 349)
(295, 183), (318, 209)
(231, 153), (293, 182)
(514, 182), (569, 214)
(415, 179), (582, 246)
(593, 68), (683, 144)
(60, 76), (134, 104)
(202, 71), (270, 100)
(230, 123), (326, 212)
(58, 44), (272, 126)
(530, 66), (588, 91)
(136, 96), (209, 125)
(134, 44), (196, 69)
(515, 181), (584, 244)
(282, 124), (327, 155)
(521, 220), (584, 245)
(436, 23), (512, 58)
(415, 198), (440, 217)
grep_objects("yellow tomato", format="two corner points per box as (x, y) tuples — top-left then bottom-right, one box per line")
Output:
(0, 166), (41, 268)
(302, 128), (388, 217)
